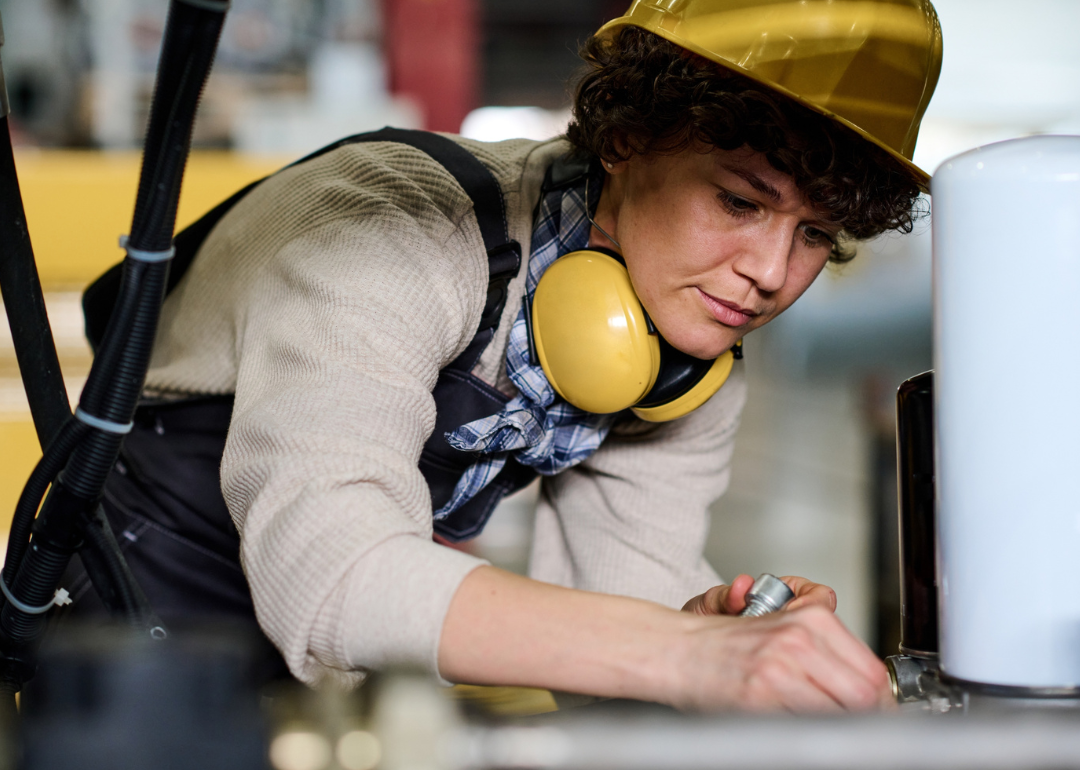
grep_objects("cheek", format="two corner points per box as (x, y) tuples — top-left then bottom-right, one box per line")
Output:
(620, 184), (729, 269)
(779, 252), (830, 307)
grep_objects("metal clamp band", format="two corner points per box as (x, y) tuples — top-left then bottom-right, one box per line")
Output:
(75, 407), (133, 435)
(119, 235), (175, 264)
(0, 578), (71, 615)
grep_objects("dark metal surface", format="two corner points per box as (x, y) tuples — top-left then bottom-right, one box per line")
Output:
(896, 370), (938, 657)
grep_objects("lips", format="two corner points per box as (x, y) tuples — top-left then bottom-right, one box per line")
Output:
(697, 288), (756, 327)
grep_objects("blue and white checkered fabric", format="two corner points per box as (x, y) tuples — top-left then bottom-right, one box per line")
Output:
(434, 165), (618, 518)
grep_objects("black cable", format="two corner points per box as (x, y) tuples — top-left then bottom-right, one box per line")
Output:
(2, 418), (89, 587)
(67, 0), (228, 499)
(0, 0), (228, 689)
(79, 506), (157, 628)
(0, 116), (71, 449)
(64, 262), (168, 500)
(129, 0), (230, 252)
(0, 678), (17, 723)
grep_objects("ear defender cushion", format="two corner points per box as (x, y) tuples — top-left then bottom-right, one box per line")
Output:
(532, 250), (660, 414)
(531, 248), (737, 420)
(631, 341), (735, 423)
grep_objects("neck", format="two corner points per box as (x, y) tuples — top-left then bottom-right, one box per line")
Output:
(589, 171), (623, 252)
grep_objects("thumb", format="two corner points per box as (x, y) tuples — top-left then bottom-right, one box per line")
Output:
(682, 574), (755, 616)
(721, 573), (755, 614)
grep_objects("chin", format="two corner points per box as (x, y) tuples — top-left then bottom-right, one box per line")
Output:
(663, 327), (737, 361)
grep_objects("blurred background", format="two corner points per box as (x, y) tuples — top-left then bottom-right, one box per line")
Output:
(0, 0), (1078, 656)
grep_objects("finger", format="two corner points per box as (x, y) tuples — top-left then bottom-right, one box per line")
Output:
(722, 574), (755, 614)
(790, 610), (891, 710)
(778, 679), (847, 714)
(780, 576), (837, 612)
(743, 651), (846, 714)
(812, 612), (889, 686)
(682, 585), (729, 615)
(879, 682), (900, 711)
(802, 651), (887, 712)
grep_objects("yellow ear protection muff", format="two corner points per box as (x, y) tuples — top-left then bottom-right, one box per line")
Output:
(529, 245), (741, 422)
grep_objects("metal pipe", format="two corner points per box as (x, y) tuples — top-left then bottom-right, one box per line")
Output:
(447, 713), (1080, 770)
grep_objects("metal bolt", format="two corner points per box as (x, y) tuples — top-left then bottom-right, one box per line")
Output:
(739, 573), (795, 617)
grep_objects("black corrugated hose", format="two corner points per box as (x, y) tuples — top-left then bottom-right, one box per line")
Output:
(0, 0), (229, 703)
(0, 112), (70, 450)
(2, 417), (88, 587)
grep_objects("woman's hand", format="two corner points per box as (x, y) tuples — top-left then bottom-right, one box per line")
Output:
(681, 574), (837, 616)
(440, 566), (892, 715)
(673, 605), (894, 713)
(675, 575), (890, 712)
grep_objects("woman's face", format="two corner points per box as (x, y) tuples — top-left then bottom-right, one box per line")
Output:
(593, 145), (839, 360)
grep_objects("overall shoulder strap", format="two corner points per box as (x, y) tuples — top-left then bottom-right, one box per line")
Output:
(83, 128), (521, 350)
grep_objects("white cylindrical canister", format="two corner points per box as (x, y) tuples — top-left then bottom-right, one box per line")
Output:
(934, 135), (1080, 688)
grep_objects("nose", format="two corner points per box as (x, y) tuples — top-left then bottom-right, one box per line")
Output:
(732, 221), (793, 294)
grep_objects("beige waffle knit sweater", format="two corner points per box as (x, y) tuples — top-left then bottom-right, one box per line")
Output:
(144, 135), (747, 686)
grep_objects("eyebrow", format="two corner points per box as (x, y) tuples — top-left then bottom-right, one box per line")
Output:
(722, 165), (784, 204)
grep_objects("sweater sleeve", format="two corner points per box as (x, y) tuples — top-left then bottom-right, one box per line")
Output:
(528, 361), (748, 609)
(220, 196), (491, 686)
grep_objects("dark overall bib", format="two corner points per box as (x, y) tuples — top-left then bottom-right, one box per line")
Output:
(65, 130), (540, 676)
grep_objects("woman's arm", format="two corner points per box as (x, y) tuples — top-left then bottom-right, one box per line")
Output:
(439, 565), (893, 712)
(530, 362), (747, 609)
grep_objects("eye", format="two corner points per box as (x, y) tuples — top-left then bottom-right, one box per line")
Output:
(799, 225), (836, 249)
(717, 189), (759, 219)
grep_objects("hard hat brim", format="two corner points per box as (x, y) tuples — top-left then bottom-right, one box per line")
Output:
(597, 17), (932, 193)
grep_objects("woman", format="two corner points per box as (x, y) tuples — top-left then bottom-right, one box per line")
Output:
(71, 0), (941, 711)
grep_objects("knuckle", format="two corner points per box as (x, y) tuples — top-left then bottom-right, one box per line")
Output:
(869, 661), (892, 689)
(849, 681), (880, 710)
(744, 661), (788, 704)
(756, 658), (789, 683)
(767, 622), (814, 654)
(799, 605), (838, 628)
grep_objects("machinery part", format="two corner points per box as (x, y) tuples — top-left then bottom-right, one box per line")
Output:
(886, 653), (1080, 715)
(375, 672), (463, 770)
(933, 136), (1080, 690)
(19, 626), (266, 770)
(895, 371), (938, 659)
(886, 654), (955, 713)
(738, 574), (794, 618)
(446, 712), (1080, 770)
(598, 0), (943, 188)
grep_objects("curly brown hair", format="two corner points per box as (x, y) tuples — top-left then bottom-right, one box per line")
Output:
(566, 26), (925, 262)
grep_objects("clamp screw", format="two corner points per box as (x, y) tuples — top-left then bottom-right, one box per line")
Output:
(739, 574), (795, 617)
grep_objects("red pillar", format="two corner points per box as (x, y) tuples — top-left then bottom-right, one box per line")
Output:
(382, 0), (480, 133)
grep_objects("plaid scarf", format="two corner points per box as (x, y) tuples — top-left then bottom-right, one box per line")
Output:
(434, 163), (617, 518)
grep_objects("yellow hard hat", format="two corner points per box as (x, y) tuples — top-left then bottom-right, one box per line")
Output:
(598, 0), (943, 189)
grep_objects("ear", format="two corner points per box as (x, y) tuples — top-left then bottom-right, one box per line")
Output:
(602, 158), (627, 175)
